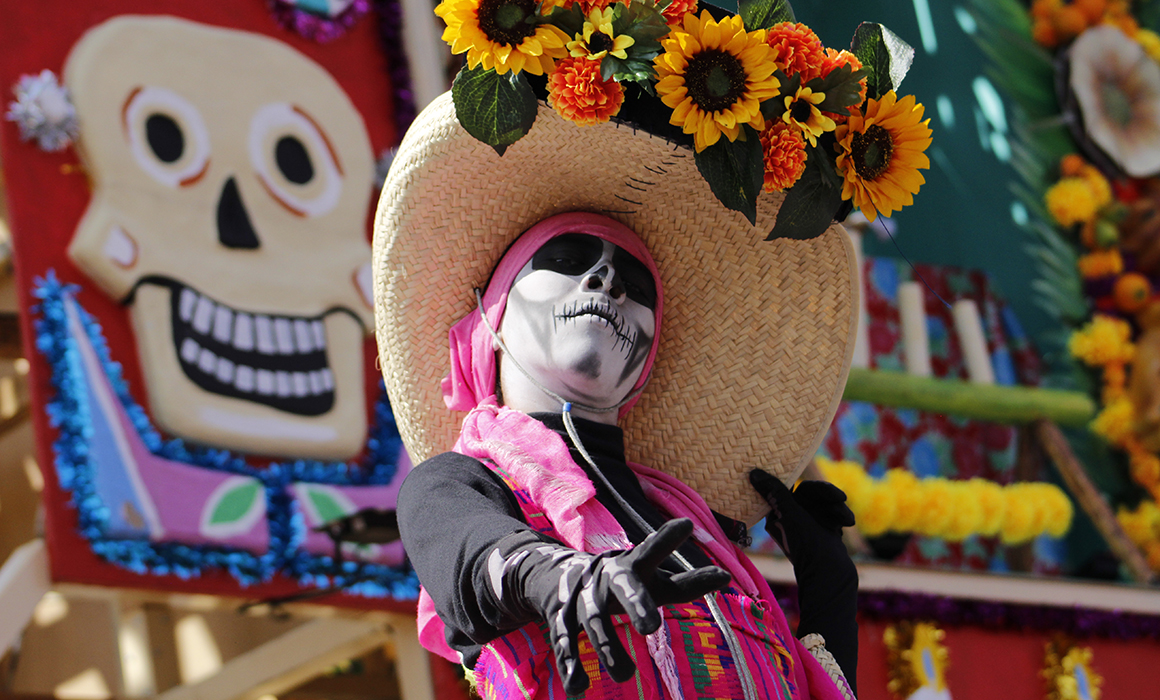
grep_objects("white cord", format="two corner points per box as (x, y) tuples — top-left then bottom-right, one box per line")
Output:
(479, 288), (758, 700)
(562, 406), (760, 700)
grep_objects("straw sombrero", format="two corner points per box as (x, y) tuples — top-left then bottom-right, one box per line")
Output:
(373, 92), (857, 526)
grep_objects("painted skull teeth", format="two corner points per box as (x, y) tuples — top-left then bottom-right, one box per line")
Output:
(553, 300), (639, 357)
(171, 283), (336, 416)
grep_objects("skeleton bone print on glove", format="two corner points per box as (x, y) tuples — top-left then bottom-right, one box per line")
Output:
(63, 17), (376, 460)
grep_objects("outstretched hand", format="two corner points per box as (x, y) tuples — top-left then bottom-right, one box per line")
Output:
(496, 518), (731, 694)
(749, 469), (854, 568)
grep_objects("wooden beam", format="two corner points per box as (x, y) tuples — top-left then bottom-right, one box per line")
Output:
(0, 314), (20, 359)
(156, 618), (389, 700)
(387, 614), (434, 700)
(1034, 419), (1156, 584)
(0, 540), (50, 656)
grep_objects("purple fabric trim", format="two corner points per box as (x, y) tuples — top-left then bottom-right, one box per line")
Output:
(373, 0), (417, 137)
(770, 584), (1160, 641)
(268, 0), (372, 43)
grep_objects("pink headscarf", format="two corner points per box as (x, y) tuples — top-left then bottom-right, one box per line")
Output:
(440, 211), (664, 419)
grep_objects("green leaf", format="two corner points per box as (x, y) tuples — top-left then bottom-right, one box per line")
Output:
(767, 143), (844, 241)
(308, 488), (349, 524)
(805, 64), (867, 116)
(208, 482), (260, 526)
(694, 125), (765, 225)
(451, 66), (538, 156)
(739, 0), (794, 31)
(548, 4), (586, 38)
(849, 22), (914, 100)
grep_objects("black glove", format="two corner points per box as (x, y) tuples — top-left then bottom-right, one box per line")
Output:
(750, 469), (859, 695)
(749, 470), (854, 568)
(487, 518), (731, 694)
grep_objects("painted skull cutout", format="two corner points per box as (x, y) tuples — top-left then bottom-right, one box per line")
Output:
(64, 17), (375, 460)
(500, 234), (657, 409)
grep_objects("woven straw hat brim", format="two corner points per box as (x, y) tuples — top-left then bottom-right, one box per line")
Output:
(373, 93), (858, 525)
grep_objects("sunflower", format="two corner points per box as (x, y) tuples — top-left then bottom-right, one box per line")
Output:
(834, 91), (932, 221)
(781, 85), (835, 146)
(436, 0), (569, 76)
(654, 11), (780, 152)
(567, 7), (635, 60)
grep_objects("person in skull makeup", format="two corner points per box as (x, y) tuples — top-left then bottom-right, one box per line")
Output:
(397, 212), (859, 700)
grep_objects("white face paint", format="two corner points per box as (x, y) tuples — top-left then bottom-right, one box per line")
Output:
(498, 234), (657, 419)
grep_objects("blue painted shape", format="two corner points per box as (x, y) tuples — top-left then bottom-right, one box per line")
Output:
(908, 438), (941, 478)
(871, 259), (900, 302)
(83, 362), (150, 538)
(992, 347), (1016, 386)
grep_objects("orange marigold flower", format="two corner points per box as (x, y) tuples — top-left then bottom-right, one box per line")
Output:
(547, 56), (625, 125)
(760, 122), (807, 192)
(1077, 248), (1124, 278)
(661, 0), (697, 26)
(1032, 18), (1060, 47)
(766, 21), (827, 83)
(1031, 0), (1062, 20)
(1074, 0), (1107, 23)
(1060, 153), (1086, 177)
(1053, 6), (1088, 39)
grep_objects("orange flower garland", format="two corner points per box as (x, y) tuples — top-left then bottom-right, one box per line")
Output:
(546, 56), (625, 125)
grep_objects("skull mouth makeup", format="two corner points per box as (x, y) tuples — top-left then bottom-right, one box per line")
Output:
(552, 300), (639, 358)
(132, 277), (352, 416)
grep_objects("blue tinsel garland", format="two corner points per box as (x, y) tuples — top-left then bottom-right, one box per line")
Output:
(33, 271), (419, 600)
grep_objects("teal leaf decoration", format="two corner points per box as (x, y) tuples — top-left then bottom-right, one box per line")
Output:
(694, 125), (765, 225)
(850, 23), (914, 100)
(452, 66), (538, 156)
(767, 143), (843, 240)
(308, 488), (349, 524)
(739, 0), (794, 31)
(208, 481), (260, 527)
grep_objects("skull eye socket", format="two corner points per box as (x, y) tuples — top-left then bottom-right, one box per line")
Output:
(275, 136), (314, 185)
(145, 114), (184, 163)
(123, 86), (210, 187)
(249, 103), (343, 218)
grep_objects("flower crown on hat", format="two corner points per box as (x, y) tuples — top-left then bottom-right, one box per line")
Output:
(434, 0), (932, 241)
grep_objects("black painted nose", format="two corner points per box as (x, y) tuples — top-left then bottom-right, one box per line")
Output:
(217, 177), (260, 249)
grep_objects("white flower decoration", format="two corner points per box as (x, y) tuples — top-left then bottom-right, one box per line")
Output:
(5, 69), (79, 152)
(1069, 26), (1160, 177)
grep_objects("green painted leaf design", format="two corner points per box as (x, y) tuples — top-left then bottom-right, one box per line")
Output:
(693, 125), (765, 225)
(308, 488), (349, 524)
(850, 23), (914, 100)
(739, 0), (794, 31)
(208, 482), (261, 526)
(452, 66), (538, 156)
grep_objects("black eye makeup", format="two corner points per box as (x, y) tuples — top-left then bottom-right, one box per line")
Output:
(612, 247), (657, 309)
(531, 234), (603, 276)
(530, 233), (657, 309)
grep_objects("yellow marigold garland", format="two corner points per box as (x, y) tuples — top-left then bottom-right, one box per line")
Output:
(816, 456), (1074, 543)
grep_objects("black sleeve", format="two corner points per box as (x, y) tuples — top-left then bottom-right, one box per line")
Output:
(397, 451), (560, 653)
(794, 554), (859, 696)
